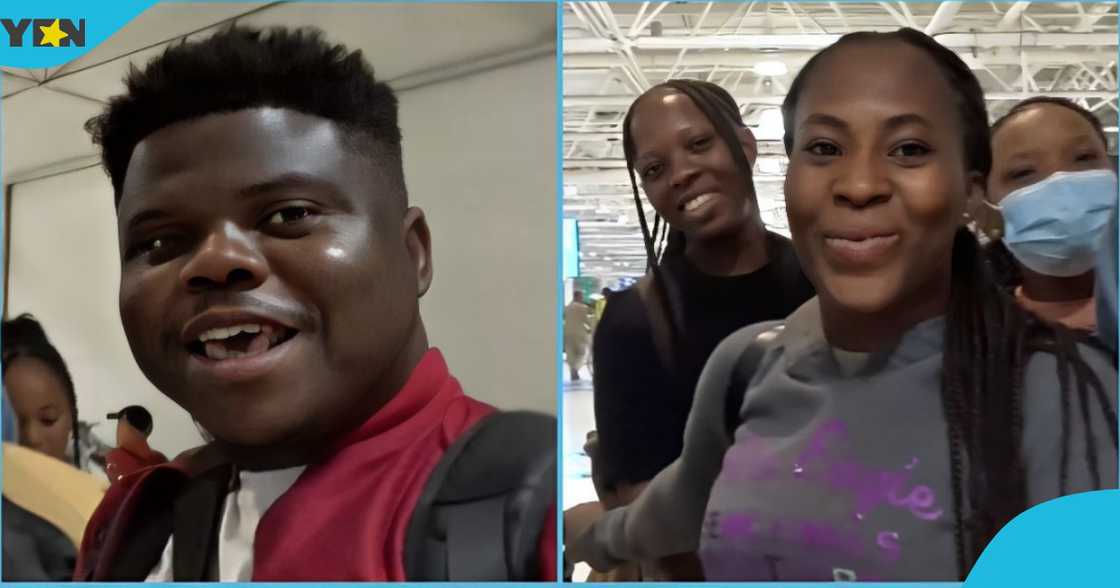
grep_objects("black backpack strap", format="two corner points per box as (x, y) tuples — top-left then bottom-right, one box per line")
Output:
(723, 326), (784, 439)
(171, 463), (233, 581)
(404, 411), (556, 581)
(99, 469), (181, 580)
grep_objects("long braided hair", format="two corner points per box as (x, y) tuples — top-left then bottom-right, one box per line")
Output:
(2, 314), (82, 468)
(620, 79), (764, 359)
(783, 28), (1118, 578)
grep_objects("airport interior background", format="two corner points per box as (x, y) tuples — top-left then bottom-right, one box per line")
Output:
(560, 2), (1118, 580)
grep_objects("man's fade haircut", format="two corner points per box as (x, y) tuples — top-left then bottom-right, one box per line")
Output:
(85, 25), (404, 208)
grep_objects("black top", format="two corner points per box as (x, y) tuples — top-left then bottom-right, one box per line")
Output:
(2, 498), (77, 581)
(591, 232), (815, 487)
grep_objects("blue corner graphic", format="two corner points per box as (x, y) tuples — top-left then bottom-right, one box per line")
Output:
(967, 489), (1120, 585)
(0, 0), (155, 68)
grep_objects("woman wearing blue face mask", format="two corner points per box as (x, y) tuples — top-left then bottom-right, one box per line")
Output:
(982, 97), (1117, 332)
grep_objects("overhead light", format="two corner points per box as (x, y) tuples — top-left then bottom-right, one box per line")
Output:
(755, 109), (785, 141)
(589, 252), (598, 257)
(616, 214), (629, 225)
(754, 60), (788, 77)
(603, 256), (613, 261)
(1104, 126), (1118, 133)
(595, 206), (611, 214)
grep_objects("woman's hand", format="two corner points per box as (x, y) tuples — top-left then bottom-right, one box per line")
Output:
(563, 501), (605, 552)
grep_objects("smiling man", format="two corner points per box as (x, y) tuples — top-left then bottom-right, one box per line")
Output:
(73, 26), (554, 581)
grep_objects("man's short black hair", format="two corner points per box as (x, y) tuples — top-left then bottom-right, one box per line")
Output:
(86, 25), (404, 206)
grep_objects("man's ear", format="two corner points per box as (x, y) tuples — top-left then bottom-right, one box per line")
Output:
(402, 207), (433, 297)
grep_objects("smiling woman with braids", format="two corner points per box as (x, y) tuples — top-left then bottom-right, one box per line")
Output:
(588, 80), (815, 552)
(566, 28), (1118, 581)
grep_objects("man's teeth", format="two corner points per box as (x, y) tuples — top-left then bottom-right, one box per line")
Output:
(204, 341), (234, 360)
(197, 323), (288, 361)
(683, 193), (716, 212)
(825, 235), (899, 251)
(199, 323), (265, 342)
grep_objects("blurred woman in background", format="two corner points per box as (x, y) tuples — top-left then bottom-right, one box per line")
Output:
(2, 314), (82, 467)
(980, 97), (1117, 333)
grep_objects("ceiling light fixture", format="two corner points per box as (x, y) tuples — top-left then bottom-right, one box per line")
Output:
(754, 60), (788, 77)
(755, 109), (785, 141)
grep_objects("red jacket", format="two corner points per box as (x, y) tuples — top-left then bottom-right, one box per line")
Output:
(75, 349), (556, 580)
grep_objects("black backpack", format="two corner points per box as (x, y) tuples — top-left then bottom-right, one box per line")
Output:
(403, 410), (556, 581)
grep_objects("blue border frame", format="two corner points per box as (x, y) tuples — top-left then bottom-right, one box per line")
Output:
(555, 0), (566, 581)
(1, 0), (1119, 586)
(0, 1), (564, 585)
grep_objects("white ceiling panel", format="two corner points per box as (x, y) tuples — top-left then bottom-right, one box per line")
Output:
(237, 2), (555, 82)
(2, 71), (39, 97)
(4, 2), (557, 186)
(2, 89), (103, 181)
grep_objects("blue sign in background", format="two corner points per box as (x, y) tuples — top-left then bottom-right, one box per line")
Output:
(563, 217), (580, 279)
(0, 1), (1117, 587)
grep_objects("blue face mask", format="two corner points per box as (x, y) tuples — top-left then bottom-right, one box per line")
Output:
(997, 169), (1118, 278)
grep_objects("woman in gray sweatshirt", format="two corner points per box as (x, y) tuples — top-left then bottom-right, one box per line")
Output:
(565, 28), (1118, 582)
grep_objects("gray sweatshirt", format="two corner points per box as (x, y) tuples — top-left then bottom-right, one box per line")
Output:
(569, 298), (1118, 581)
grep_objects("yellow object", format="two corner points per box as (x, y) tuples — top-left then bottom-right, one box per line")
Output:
(2, 442), (106, 548)
(37, 19), (69, 47)
(595, 297), (608, 322)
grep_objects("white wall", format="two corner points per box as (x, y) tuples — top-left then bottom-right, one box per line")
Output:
(4, 56), (558, 457)
(6, 168), (200, 454)
(402, 55), (557, 415)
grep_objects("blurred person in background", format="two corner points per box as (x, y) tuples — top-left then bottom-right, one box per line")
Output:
(979, 97), (1117, 334)
(564, 290), (595, 381)
(594, 287), (611, 322)
(102, 405), (168, 482)
(2, 314), (83, 468)
(3, 387), (105, 581)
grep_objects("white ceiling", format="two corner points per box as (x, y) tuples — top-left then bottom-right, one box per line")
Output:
(563, 1), (1119, 280)
(2, 1), (556, 185)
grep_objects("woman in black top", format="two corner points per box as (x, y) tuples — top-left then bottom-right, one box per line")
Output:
(590, 80), (815, 509)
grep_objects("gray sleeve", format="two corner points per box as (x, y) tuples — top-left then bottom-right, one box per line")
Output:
(568, 323), (777, 571)
(1022, 342), (1118, 505)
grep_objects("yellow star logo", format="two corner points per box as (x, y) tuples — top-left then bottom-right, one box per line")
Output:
(38, 19), (69, 47)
